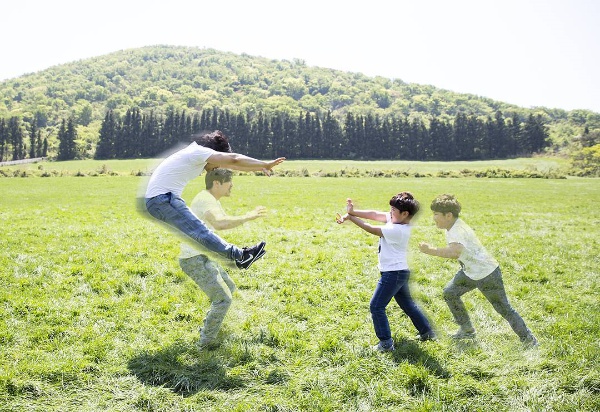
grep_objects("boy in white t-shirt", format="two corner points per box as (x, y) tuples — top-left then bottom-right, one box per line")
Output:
(419, 194), (537, 347)
(143, 130), (284, 270)
(337, 192), (435, 352)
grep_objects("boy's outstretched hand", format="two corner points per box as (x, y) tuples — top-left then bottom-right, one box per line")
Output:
(336, 213), (349, 224)
(346, 198), (354, 214)
(419, 242), (433, 254)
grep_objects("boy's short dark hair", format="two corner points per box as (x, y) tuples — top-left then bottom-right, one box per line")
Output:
(190, 130), (232, 153)
(430, 194), (461, 217)
(389, 191), (420, 216)
(205, 168), (233, 189)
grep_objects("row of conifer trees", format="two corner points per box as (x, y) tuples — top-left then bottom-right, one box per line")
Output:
(95, 107), (549, 161)
(0, 117), (48, 162)
(1, 106), (549, 162)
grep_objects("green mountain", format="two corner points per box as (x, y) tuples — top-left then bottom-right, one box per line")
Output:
(0, 45), (598, 158)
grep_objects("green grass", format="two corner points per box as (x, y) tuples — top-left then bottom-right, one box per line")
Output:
(0, 169), (598, 411)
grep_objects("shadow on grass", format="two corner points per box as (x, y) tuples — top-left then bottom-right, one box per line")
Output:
(127, 340), (245, 396)
(391, 338), (451, 379)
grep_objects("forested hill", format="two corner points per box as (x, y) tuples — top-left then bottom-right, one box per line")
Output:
(0, 45), (598, 161)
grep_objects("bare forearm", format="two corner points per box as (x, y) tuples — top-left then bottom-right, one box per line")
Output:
(348, 215), (383, 237)
(419, 242), (462, 259)
(212, 214), (253, 230)
(209, 152), (285, 173)
(349, 209), (386, 222)
(223, 154), (269, 171)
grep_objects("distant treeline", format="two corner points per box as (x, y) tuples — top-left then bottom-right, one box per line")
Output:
(0, 107), (549, 162)
(0, 117), (48, 162)
(94, 107), (548, 161)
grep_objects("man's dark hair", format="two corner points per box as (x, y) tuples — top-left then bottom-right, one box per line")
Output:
(430, 194), (461, 217)
(389, 191), (420, 216)
(190, 130), (232, 153)
(205, 168), (233, 190)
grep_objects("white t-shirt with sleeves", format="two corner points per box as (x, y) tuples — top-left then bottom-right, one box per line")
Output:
(145, 142), (215, 198)
(446, 218), (499, 280)
(378, 214), (412, 271)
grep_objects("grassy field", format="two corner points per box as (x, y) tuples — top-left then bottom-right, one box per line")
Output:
(0, 165), (598, 411)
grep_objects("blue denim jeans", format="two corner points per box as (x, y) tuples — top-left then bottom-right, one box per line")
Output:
(370, 270), (433, 341)
(145, 193), (241, 261)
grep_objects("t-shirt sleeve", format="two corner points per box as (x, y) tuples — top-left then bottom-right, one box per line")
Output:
(191, 144), (215, 165)
(446, 227), (464, 246)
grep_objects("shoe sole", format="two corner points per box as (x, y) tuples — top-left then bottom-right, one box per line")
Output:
(373, 345), (395, 352)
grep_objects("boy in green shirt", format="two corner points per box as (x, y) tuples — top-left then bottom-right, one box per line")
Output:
(180, 169), (267, 349)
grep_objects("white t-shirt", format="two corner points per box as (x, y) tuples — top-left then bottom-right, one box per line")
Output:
(145, 142), (215, 198)
(180, 190), (224, 259)
(378, 214), (412, 271)
(446, 218), (499, 280)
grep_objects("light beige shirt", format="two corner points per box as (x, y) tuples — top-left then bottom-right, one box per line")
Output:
(446, 218), (499, 280)
(180, 190), (224, 259)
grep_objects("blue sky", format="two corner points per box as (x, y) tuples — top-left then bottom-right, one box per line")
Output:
(2, 0), (599, 112)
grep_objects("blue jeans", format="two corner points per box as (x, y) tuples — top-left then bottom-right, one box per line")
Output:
(145, 193), (241, 261)
(370, 270), (433, 341)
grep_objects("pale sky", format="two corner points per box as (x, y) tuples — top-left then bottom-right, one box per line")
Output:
(2, 0), (599, 112)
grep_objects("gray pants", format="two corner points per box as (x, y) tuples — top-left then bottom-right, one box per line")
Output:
(443, 267), (535, 342)
(179, 255), (236, 345)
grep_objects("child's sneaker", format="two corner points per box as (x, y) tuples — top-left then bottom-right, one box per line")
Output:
(236, 241), (266, 269)
(196, 339), (220, 351)
(372, 339), (395, 352)
(416, 330), (437, 341)
(451, 327), (476, 340)
(522, 335), (539, 348)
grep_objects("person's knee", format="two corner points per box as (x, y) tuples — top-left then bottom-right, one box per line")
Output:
(492, 302), (515, 318)
(443, 287), (455, 302)
(370, 302), (385, 315)
(397, 299), (417, 313)
(214, 294), (233, 308)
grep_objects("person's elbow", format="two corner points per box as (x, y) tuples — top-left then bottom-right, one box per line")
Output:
(372, 228), (384, 237)
(208, 152), (239, 167)
(447, 246), (464, 259)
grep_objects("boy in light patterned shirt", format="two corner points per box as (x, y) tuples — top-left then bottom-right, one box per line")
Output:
(180, 169), (266, 349)
(419, 194), (537, 347)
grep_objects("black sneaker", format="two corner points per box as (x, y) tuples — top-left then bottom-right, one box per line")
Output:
(416, 331), (437, 341)
(235, 241), (266, 269)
